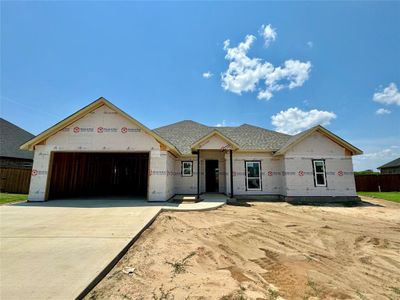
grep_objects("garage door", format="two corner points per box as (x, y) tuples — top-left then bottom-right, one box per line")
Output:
(48, 152), (149, 199)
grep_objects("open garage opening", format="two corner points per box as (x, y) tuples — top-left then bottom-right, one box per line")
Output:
(48, 152), (149, 200)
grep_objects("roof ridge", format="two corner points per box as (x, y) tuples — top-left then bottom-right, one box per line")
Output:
(153, 120), (209, 131)
(240, 123), (292, 136)
(211, 125), (238, 129)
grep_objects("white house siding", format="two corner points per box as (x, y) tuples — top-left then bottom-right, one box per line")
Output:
(165, 152), (176, 199)
(174, 151), (228, 195)
(230, 152), (284, 196)
(283, 131), (357, 197)
(174, 157), (198, 194)
(46, 105), (160, 151)
(148, 150), (172, 201)
(28, 105), (168, 201)
(197, 135), (230, 150)
(28, 145), (51, 201)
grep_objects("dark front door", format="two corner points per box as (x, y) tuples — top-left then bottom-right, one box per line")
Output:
(205, 160), (219, 192)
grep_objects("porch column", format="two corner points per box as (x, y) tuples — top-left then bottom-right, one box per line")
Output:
(197, 150), (200, 199)
(230, 149), (234, 198)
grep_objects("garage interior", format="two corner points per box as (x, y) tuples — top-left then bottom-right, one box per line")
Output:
(48, 152), (149, 199)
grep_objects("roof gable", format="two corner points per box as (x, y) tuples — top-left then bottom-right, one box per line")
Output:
(274, 125), (363, 156)
(191, 130), (240, 151)
(20, 97), (180, 155)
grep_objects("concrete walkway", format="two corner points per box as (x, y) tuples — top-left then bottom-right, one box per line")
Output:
(0, 195), (226, 300)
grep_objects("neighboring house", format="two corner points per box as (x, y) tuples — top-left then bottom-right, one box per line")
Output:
(378, 158), (400, 174)
(0, 118), (34, 193)
(21, 97), (363, 203)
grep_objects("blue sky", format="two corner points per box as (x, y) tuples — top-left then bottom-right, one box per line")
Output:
(1, 1), (399, 170)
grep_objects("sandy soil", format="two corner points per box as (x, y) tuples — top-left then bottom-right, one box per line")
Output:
(86, 197), (400, 300)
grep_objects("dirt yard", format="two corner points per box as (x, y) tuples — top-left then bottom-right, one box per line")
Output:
(86, 197), (400, 300)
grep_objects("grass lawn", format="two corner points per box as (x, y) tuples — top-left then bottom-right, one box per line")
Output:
(0, 193), (28, 205)
(358, 192), (400, 203)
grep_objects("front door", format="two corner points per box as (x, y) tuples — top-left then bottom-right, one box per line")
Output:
(205, 160), (219, 192)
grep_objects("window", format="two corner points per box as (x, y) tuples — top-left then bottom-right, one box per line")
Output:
(246, 161), (262, 191)
(181, 161), (193, 177)
(313, 160), (327, 187)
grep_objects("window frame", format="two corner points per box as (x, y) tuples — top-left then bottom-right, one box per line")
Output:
(312, 159), (327, 187)
(181, 161), (193, 177)
(245, 161), (262, 191)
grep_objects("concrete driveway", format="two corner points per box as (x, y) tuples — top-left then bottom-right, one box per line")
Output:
(0, 196), (226, 300)
(0, 199), (163, 300)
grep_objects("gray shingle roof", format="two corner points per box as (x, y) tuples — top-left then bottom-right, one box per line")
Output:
(0, 118), (34, 160)
(153, 120), (291, 155)
(378, 157), (400, 169)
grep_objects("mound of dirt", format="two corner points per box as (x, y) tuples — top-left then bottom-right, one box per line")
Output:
(86, 198), (400, 300)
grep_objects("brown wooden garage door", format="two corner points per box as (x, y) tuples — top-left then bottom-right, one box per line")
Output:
(48, 152), (148, 199)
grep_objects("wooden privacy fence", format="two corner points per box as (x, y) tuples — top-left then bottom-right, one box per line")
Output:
(355, 174), (400, 192)
(0, 168), (32, 194)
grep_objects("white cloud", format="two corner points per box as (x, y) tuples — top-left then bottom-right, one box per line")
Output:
(307, 41), (313, 48)
(271, 107), (337, 135)
(223, 39), (230, 49)
(202, 71), (213, 79)
(221, 33), (311, 100)
(259, 24), (277, 47)
(257, 89), (273, 100)
(215, 120), (227, 127)
(259, 59), (312, 99)
(351, 136), (400, 171)
(352, 138), (400, 171)
(373, 82), (400, 106)
(353, 148), (400, 171)
(376, 108), (391, 115)
(358, 148), (398, 160)
(222, 35), (273, 96)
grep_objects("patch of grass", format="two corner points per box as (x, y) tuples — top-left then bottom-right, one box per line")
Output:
(358, 192), (400, 203)
(220, 290), (247, 300)
(152, 285), (176, 300)
(390, 286), (400, 295)
(305, 278), (323, 299)
(355, 290), (367, 300)
(0, 193), (28, 204)
(305, 255), (314, 262)
(165, 251), (196, 276)
(268, 288), (280, 300)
